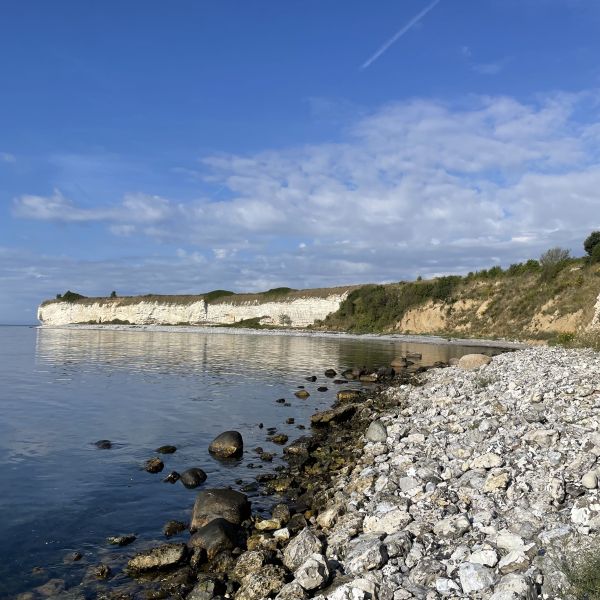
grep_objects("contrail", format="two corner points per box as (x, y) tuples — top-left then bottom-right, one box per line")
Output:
(361, 0), (441, 70)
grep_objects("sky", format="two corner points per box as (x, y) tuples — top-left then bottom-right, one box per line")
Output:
(2, 0), (600, 323)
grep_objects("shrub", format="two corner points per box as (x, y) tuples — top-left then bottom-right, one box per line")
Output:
(584, 231), (600, 257)
(203, 290), (235, 303)
(539, 247), (571, 281)
(110, 291), (117, 298)
(563, 548), (600, 599)
(61, 290), (86, 302)
(591, 243), (600, 264)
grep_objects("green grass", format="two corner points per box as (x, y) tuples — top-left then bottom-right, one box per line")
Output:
(564, 549), (600, 599)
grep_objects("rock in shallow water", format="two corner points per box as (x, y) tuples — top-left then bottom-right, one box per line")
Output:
(191, 488), (251, 531)
(208, 430), (243, 458)
(189, 518), (243, 559)
(127, 543), (187, 572)
(180, 467), (207, 488)
(144, 457), (164, 473)
(457, 353), (492, 370)
(155, 444), (177, 454)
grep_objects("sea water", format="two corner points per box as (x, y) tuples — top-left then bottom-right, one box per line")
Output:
(0, 326), (505, 596)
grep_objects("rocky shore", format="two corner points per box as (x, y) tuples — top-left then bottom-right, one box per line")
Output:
(18, 346), (600, 600)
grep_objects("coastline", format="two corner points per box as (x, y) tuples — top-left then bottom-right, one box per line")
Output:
(36, 323), (527, 350)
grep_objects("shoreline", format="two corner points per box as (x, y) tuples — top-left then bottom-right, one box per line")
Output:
(37, 323), (527, 350)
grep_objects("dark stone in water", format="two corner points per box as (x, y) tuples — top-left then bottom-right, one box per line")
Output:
(275, 398), (286, 404)
(94, 440), (112, 449)
(189, 518), (243, 559)
(267, 427), (277, 434)
(297, 424), (306, 430)
(284, 402), (291, 407)
(242, 482), (259, 492)
(317, 386), (328, 392)
(305, 375), (317, 382)
(333, 379), (348, 384)
(94, 564), (111, 579)
(324, 369), (337, 378)
(63, 551), (83, 563)
(191, 488), (251, 531)
(295, 390), (310, 399)
(270, 434), (288, 445)
(286, 417), (295, 424)
(181, 468), (208, 489)
(107, 534), (136, 546)
(156, 445), (177, 454)
(163, 520), (187, 538)
(258, 423), (264, 429)
(164, 470), (181, 484)
(209, 431), (244, 458)
(145, 457), (164, 473)
(259, 452), (274, 461)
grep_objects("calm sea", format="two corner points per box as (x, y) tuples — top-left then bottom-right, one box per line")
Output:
(0, 326), (504, 597)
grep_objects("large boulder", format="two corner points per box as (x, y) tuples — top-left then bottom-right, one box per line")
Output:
(283, 528), (323, 572)
(188, 518), (243, 559)
(236, 565), (287, 600)
(191, 488), (251, 531)
(127, 543), (187, 572)
(457, 354), (492, 370)
(209, 431), (243, 458)
(311, 404), (358, 426)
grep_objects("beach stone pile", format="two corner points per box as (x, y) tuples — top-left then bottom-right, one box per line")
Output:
(276, 346), (600, 599)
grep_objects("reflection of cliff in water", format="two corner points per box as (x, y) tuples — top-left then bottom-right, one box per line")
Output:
(36, 328), (506, 377)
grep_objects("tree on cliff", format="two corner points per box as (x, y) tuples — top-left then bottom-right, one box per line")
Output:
(584, 231), (600, 261)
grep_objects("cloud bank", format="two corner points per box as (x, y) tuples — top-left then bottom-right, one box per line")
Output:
(7, 91), (600, 321)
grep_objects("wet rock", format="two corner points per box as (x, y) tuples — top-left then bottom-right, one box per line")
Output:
(236, 565), (287, 600)
(127, 543), (187, 572)
(295, 390), (310, 399)
(317, 386), (328, 392)
(163, 520), (186, 537)
(306, 376), (317, 382)
(144, 457), (164, 473)
(365, 420), (387, 443)
(271, 434), (289, 445)
(180, 467), (207, 488)
(294, 553), (329, 591)
(93, 564), (111, 579)
(276, 398), (286, 404)
(107, 534), (136, 546)
(209, 431), (243, 458)
(163, 470), (180, 483)
(273, 503), (291, 525)
(186, 575), (226, 600)
(156, 445), (177, 454)
(311, 404), (357, 426)
(191, 488), (251, 531)
(63, 551), (83, 563)
(188, 518), (242, 559)
(283, 528), (324, 572)
(94, 440), (112, 449)
(231, 550), (267, 581)
(336, 390), (361, 403)
(286, 417), (295, 425)
(33, 578), (66, 596)
(457, 354), (492, 370)
(324, 369), (337, 378)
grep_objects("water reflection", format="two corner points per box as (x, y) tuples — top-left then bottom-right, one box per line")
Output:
(0, 327), (505, 597)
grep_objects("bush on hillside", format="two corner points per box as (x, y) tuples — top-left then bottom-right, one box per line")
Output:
(203, 290), (235, 303)
(60, 290), (86, 302)
(539, 247), (571, 281)
(584, 231), (600, 257)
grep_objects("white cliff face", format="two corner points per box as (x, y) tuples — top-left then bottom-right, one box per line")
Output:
(37, 294), (347, 328)
(588, 291), (600, 329)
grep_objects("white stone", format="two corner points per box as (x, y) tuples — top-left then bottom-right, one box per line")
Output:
(433, 515), (471, 539)
(363, 509), (412, 534)
(498, 550), (530, 574)
(582, 470), (598, 489)
(469, 548), (498, 567)
(471, 452), (504, 470)
(458, 562), (496, 593)
(294, 553), (329, 591)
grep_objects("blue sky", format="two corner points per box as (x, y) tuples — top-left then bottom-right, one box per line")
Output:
(2, 0), (600, 323)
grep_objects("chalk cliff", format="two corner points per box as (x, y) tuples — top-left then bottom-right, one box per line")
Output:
(37, 291), (350, 328)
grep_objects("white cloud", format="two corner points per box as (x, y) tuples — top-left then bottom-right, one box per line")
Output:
(9, 91), (600, 317)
